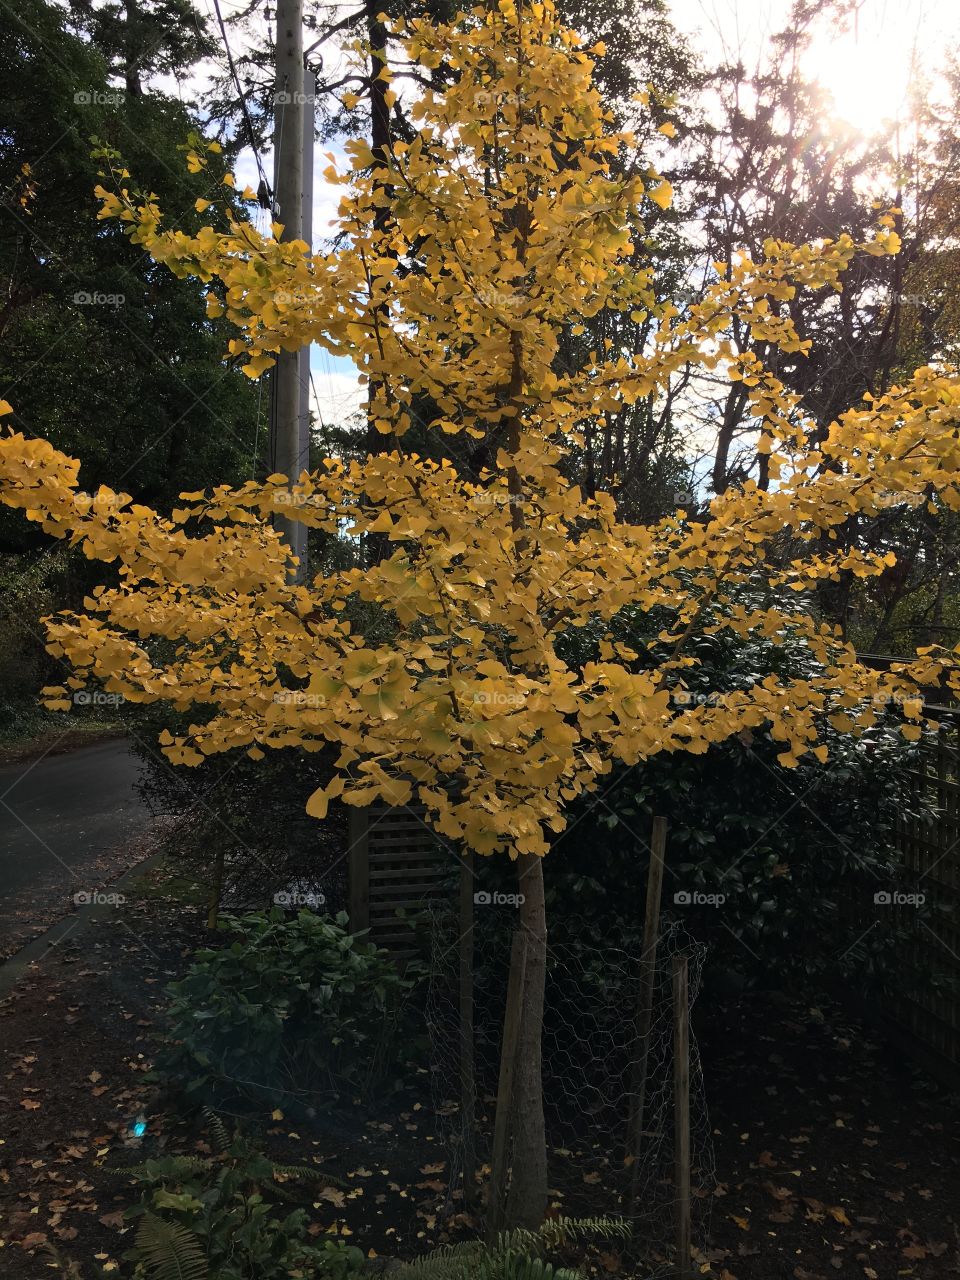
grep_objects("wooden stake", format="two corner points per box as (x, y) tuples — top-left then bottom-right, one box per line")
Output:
(459, 853), (477, 1208)
(626, 814), (668, 1212)
(487, 928), (528, 1238)
(673, 953), (691, 1280)
(348, 807), (370, 932)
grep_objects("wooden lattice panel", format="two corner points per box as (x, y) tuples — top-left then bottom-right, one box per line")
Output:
(348, 803), (452, 956)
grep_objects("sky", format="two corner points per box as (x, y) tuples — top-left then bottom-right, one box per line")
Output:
(186, 0), (960, 431)
(672, 0), (959, 133)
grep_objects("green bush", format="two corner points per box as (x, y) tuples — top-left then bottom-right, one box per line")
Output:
(157, 909), (418, 1110)
(549, 588), (941, 991)
(122, 1122), (364, 1280)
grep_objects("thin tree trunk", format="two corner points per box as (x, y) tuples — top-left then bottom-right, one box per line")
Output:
(503, 854), (548, 1228)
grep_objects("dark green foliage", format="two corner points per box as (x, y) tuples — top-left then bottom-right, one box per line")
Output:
(122, 1126), (364, 1280)
(0, 0), (262, 733)
(156, 910), (419, 1109)
(551, 591), (940, 991)
(391, 1216), (630, 1280)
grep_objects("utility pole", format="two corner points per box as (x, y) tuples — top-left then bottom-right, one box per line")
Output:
(297, 59), (316, 579)
(271, 0), (305, 576)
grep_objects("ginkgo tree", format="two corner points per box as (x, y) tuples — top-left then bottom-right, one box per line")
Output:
(3, 0), (960, 1231)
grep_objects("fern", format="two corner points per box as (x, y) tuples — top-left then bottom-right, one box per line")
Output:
(272, 1161), (348, 1188)
(391, 1215), (629, 1280)
(502, 1215), (630, 1255)
(125, 1156), (213, 1181)
(201, 1106), (231, 1153)
(133, 1212), (208, 1280)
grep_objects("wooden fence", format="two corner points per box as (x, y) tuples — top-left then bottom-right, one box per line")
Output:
(348, 802), (449, 958)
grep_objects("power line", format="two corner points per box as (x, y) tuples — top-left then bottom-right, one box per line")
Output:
(210, 0), (272, 202)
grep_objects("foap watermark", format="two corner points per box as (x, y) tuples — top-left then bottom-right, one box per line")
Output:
(274, 90), (317, 106)
(674, 890), (726, 907)
(673, 489), (696, 505)
(867, 690), (921, 711)
(274, 887), (326, 908)
(874, 889), (925, 907)
(73, 291), (125, 308)
(471, 490), (524, 509)
(478, 287), (525, 308)
(473, 689), (525, 708)
(876, 290), (933, 308)
(474, 890), (525, 907)
(74, 889), (126, 906)
(271, 490), (321, 509)
(75, 490), (124, 513)
(74, 89), (125, 106)
(73, 690), (125, 708)
(476, 90), (520, 107)
(274, 690), (323, 708)
(671, 689), (720, 709)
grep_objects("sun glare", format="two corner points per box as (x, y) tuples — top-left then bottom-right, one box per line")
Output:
(809, 24), (915, 134)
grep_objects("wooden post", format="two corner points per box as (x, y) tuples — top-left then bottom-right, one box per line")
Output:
(206, 842), (226, 930)
(487, 929), (527, 1239)
(348, 807), (370, 931)
(459, 853), (477, 1208)
(673, 954), (691, 1280)
(626, 815), (668, 1211)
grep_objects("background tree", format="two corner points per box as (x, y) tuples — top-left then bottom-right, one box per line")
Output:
(0, 0), (261, 733)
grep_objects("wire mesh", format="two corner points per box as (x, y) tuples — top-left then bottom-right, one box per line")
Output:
(424, 903), (716, 1273)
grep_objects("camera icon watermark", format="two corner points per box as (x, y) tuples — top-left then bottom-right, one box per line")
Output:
(874, 890), (925, 907)
(74, 890), (126, 906)
(673, 489), (695, 505)
(674, 890), (726, 906)
(474, 890), (525, 907)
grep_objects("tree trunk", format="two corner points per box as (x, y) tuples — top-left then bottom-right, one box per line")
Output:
(503, 853), (548, 1228)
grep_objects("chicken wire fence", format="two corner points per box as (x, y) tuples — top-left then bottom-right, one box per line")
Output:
(423, 905), (716, 1273)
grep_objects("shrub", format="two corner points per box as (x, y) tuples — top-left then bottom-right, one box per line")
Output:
(156, 909), (418, 1110)
(550, 588), (940, 991)
(122, 1120), (364, 1280)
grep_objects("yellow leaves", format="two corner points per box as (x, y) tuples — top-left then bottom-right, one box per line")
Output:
(4, 6), (960, 865)
(0, 401), (12, 417)
(195, 198), (212, 213)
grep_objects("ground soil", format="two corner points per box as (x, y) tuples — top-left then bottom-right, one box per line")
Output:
(0, 860), (957, 1280)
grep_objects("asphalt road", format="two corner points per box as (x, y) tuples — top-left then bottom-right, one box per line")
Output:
(0, 739), (152, 952)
